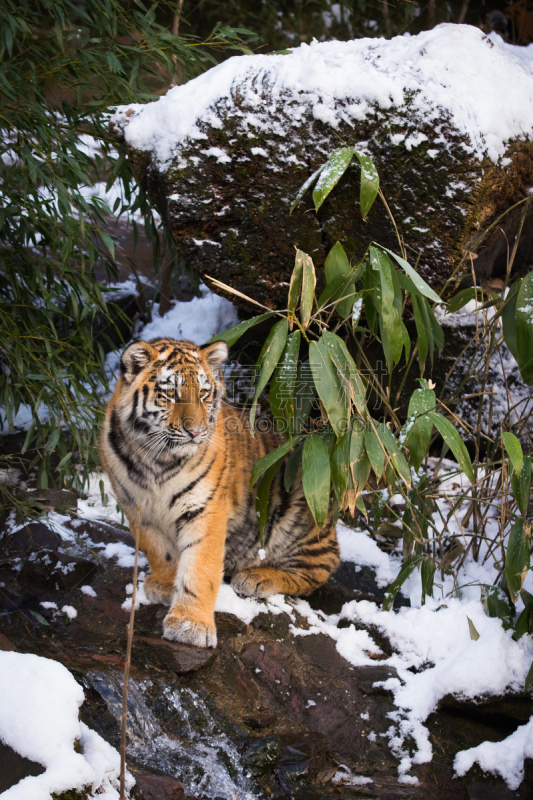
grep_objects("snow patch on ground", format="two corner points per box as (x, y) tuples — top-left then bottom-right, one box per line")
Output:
(0, 652), (133, 799)
(116, 25), (533, 166)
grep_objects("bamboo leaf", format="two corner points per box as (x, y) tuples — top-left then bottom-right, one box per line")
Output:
(428, 412), (475, 484)
(381, 246), (443, 305)
(290, 163), (325, 214)
(505, 518), (531, 603)
(207, 312), (277, 348)
(375, 422), (411, 488)
(312, 147), (354, 212)
(404, 386), (436, 472)
(270, 331), (301, 430)
(354, 150), (379, 219)
(288, 250), (304, 317)
(331, 428), (352, 504)
(467, 616), (480, 641)
(516, 271), (533, 384)
(511, 455), (532, 517)
(382, 556), (423, 611)
(250, 318), (288, 430)
(502, 279), (521, 360)
(309, 338), (349, 436)
(300, 252), (316, 331)
(364, 425), (385, 481)
(502, 432), (524, 477)
(251, 439), (294, 489)
(302, 434), (331, 529)
(421, 557), (435, 605)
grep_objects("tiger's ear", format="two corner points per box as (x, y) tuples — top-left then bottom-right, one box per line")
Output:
(120, 342), (157, 384)
(201, 341), (228, 369)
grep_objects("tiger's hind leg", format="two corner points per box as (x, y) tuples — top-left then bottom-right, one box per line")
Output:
(231, 515), (340, 600)
(231, 566), (318, 599)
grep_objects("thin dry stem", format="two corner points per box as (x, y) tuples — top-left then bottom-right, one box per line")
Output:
(120, 505), (140, 800)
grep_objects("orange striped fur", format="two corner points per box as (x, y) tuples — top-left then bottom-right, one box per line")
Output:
(100, 337), (339, 647)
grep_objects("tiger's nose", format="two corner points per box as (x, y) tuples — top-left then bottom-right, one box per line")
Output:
(184, 427), (203, 439)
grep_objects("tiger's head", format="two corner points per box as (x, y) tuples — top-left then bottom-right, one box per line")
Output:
(117, 337), (228, 456)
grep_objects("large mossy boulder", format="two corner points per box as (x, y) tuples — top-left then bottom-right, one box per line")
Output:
(113, 24), (533, 310)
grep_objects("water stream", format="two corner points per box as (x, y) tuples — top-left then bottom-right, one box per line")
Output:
(87, 671), (260, 800)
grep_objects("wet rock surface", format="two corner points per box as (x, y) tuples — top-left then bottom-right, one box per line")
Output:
(0, 515), (532, 799)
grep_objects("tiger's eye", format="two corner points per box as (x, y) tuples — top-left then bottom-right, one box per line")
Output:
(167, 389), (175, 397)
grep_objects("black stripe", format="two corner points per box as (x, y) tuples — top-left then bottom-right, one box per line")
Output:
(169, 458), (215, 508)
(180, 538), (202, 552)
(183, 585), (198, 598)
(297, 544), (338, 559)
(128, 390), (139, 424)
(107, 411), (147, 484)
(175, 505), (205, 534)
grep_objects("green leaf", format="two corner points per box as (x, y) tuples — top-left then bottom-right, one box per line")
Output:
(502, 432), (524, 477)
(428, 412), (474, 484)
(382, 556), (423, 611)
(370, 247), (404, 365)
(324, 242), (356, 318)
(251, 439), (294, 488)
(288, 250), (304, 316)
(45, 427), (61, 454)
(256, 461), (282, 545)
(467, 616), (480, 641)
(292, 360), (316, 434)
(354, 150), (379, 219)
(421, 557), (435, 605)
(325, 241), (351, 284)
(364, 425), (385, 481)
(502, 279), (521, 360)
(312, 147), (354, 212)
(505, 518), (531, 603)
(350, 426), (371, 492)
(447, 287), (477, 314)
(300, 252), (316, 331)
(381, 246), (443, 305)
(411, 293), (429, 371)
(250, 318), (288, 430)
(511, 455), (532, 517)
(290, 163), (325, 214)
(321, 330), (367, 417)
(309, 338), (349, 436)
(515, 271), (533, 384)
(481, 585), (514, 631)
(29, 610), (50, 626)
(270, 331), (301, 430)
(404, 387), (436, 472)
(207, 312), (277, 348)
(331, 428), (352, 504)
(375, 422), (411, 488)
(302, 434), (331, 529)
(285, 441), (304, 492)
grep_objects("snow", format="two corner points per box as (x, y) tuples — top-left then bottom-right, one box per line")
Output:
(132, 283), (239, 347)
(455, 716), (533, 790)
(337, 521), (397, 588)
(115, 25), (533, 167)
(0, 651), (132, 799)
(61, 604), (78, 619)
(81, 585), (97, 597)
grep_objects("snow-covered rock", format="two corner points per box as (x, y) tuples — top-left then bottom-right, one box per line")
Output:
(113, 24), (533, 309)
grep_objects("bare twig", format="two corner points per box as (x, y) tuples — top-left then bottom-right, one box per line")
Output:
(120, 506), (141, 800)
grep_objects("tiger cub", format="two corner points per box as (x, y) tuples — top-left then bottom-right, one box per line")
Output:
(100, 337), (339, 648)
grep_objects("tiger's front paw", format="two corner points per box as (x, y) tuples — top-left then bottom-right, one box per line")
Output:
(163, 613), (217, 648)
(231, 569), (276, 599)
(143, 574), (173, 606)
